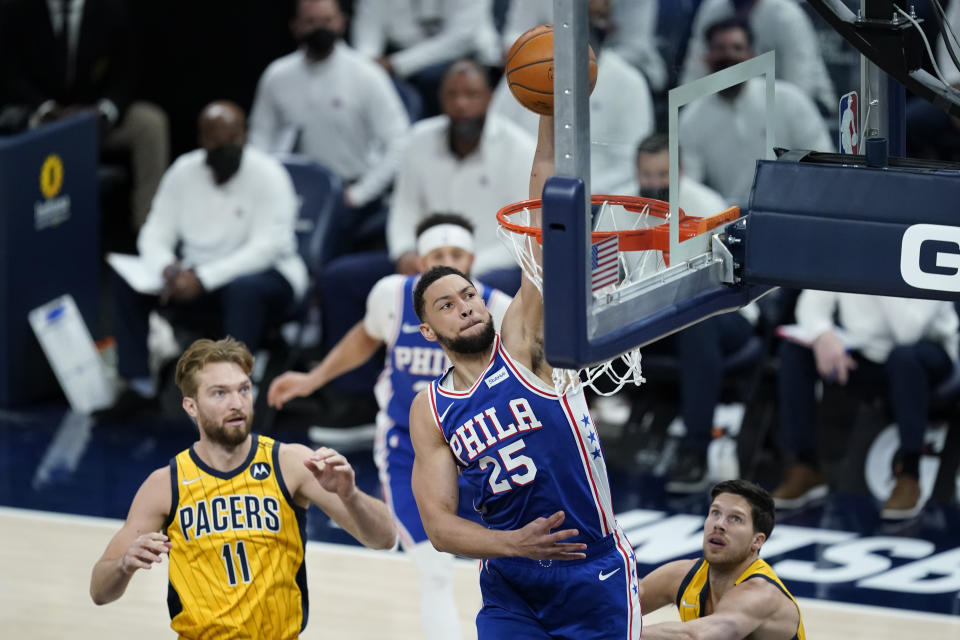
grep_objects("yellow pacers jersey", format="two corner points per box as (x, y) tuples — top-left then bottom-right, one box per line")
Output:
(676, 557), (806, 640)
(163, 434), (308, 640)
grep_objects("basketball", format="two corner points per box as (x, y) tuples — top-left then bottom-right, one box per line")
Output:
(504, 24), (598, 115)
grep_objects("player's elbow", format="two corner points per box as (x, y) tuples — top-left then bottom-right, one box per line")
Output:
(420, 521), (454, 554)
(371, 530), (399, 551)
(89, 585), (114, 606)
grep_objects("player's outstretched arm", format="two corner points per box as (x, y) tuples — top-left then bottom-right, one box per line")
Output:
(637, 559), (698, 614)
(282, 443), (397, 550)
(409, 391), (587, 560)
(90, 468), (172, 605)
(641, 579), (786, 640)
(267, 321), (383, 409)
(501, 115), (553, 373)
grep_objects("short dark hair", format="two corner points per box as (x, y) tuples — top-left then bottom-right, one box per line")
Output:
(413, 265), (471, 322)
(297, 0), (345, 13)
(637, 132), (669, 157)
(441, 58), (492, 89)
(416, 213), (475, 238)
(704, 17), (754, 48)
(710, 479), (775, 539)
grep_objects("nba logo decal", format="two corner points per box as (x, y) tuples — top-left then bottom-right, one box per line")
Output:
(839, 91), (859, 154)
(250, 463), (271, 480)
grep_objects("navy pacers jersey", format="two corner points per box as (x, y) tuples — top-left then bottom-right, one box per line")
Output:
(383, 275), (497, 428)
(429, 333), (617, 541)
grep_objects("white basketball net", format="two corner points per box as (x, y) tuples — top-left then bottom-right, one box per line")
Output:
(497, 199), (670, 397)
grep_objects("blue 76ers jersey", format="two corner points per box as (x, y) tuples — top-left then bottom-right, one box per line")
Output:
(428, 334), (617, 542)
(382, 275), (497, 428)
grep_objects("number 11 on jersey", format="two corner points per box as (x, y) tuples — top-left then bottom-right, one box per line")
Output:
(221, 541), (252, 585)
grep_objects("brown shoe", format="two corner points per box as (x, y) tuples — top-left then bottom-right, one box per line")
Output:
(881, 475), (923, 520)
(771, 463), (828, 509)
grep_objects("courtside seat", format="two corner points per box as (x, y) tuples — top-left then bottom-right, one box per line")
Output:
(254, 156), (347, 432)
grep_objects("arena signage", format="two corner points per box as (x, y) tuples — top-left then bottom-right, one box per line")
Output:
(900, 224), (960, 293)
(620, 509), (960, 595)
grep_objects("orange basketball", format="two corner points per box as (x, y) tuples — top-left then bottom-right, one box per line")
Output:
(504, 24), (598, 116)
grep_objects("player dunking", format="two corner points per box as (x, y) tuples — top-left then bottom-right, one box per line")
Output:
(639, 480), (806, 639)
(409, 115), (642, 639)
(90, 337), (396, 638)
(267, 214), (511, 640)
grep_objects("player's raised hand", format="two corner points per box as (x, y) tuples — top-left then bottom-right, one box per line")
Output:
(267, 371), (316, 409)
(304, 447), (357, 500)
(512, 511), (587, 561)
(121, 532), (171, 574)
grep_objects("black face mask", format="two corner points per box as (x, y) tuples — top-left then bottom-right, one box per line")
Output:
(449, 115), (485, 146)
(300, 27), (338, 60)
(710, 57), (747, 99)
(206, 144), (243, 185)
(639, 185), (670, 202)
(710, 58), (741, 74)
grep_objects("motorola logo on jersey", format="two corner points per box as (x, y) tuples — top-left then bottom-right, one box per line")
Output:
(900, 224), (960, 292)
(250, 463), (271, 481)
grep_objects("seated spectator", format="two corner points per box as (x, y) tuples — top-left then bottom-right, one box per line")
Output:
(679, 17), (832, 207)
(387, 58), (534, 288)
(249, 0), (409, 252)
(631, 132), (758, 492)
(107, 101), (307, 415)
(500, 0), (667, 92)
(0, 0), (169, 231)
(350, 0), (501, 117)
(681, 0), (835, 114)
(490, 0), (655, 195)
(774, 291), (958, 519)
(313, 59), (533, 423)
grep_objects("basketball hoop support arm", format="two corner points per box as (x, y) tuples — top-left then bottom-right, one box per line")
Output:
(738, 156), (960, 301)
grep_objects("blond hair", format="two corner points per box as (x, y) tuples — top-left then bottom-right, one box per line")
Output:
(175, 337), (254, 398)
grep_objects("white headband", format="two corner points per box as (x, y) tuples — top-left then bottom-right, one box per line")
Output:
(417, 224), (474, 256)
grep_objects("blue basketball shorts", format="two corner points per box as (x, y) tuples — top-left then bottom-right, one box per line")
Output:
(476, 531), (642, 640)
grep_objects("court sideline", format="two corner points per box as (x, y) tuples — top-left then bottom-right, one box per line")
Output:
(3, 507), (958, 639)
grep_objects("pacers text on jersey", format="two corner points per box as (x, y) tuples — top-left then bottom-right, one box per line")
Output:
(177, 494), (281, 541)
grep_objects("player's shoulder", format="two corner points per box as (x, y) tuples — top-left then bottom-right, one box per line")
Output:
(408, 388), (436, 429)
(371, 273), (407, 297)
(660, 557), (699, 581)
(137, 465), (173, 507)
(145, 464), (172, 486)
(641, 557), (699, 590)
(727, 571), (796, 616)
(638, 557), (699, 610)
(411, 386), (432, 410)
(277, 440), (313, 462)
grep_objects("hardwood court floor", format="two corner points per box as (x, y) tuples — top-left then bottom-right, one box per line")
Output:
(3, 507), (958, 640)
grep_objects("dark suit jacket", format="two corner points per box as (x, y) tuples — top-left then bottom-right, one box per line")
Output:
(0, 0), (139, 117)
